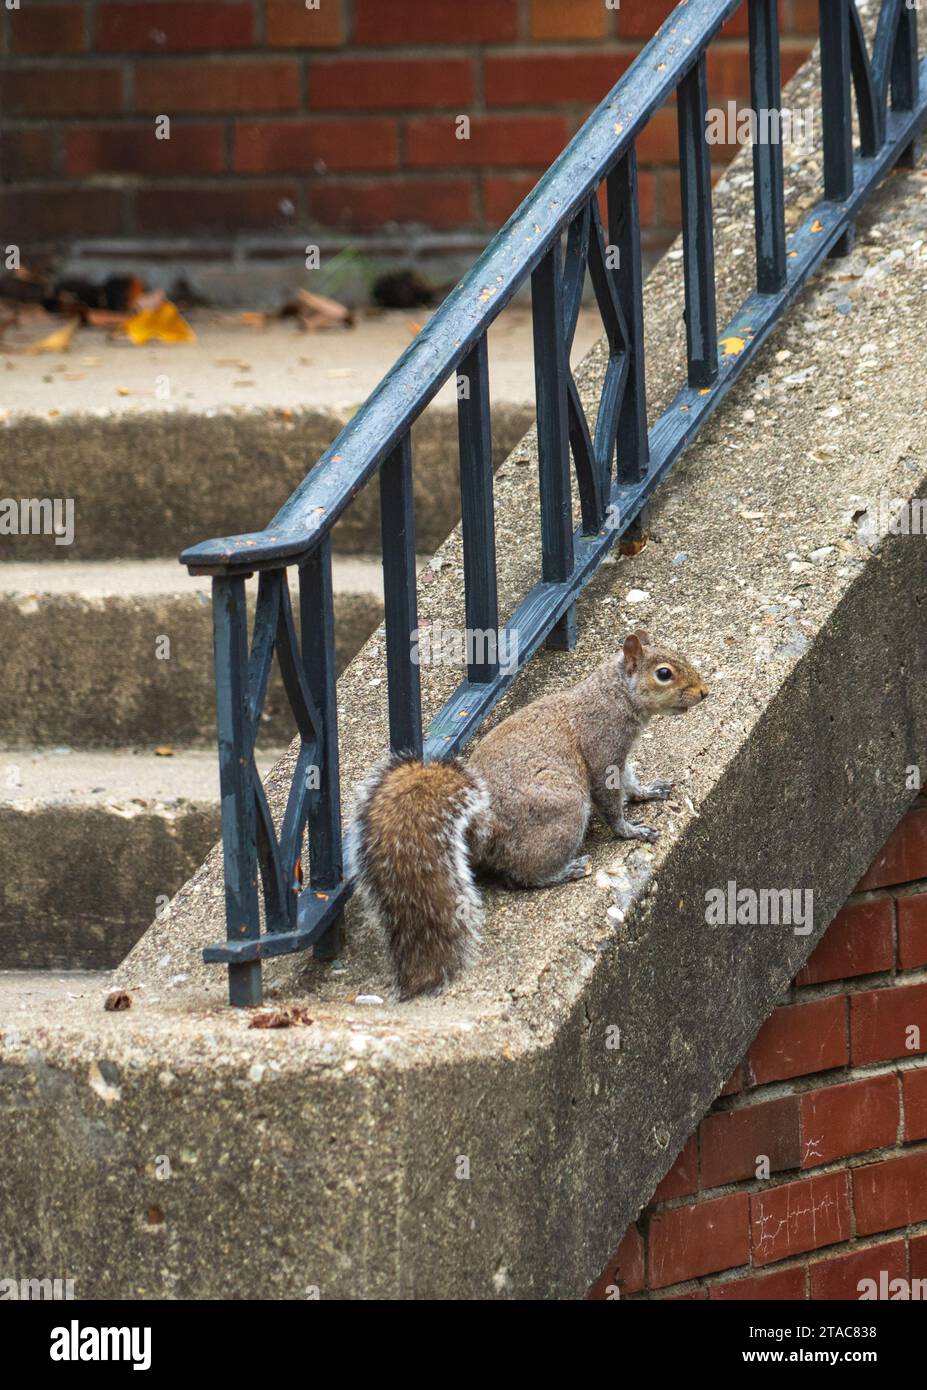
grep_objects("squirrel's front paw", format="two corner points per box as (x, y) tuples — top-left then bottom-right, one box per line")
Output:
(613, 817), (660, 844)
(631, 777), (673, 803)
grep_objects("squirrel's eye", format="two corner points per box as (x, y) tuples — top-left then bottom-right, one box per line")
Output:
(655, 666), (673, 682)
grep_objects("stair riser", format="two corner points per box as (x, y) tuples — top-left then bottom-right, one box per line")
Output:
(0, 802), (216, 970)
(0, 589), (382, 746)
(0, 406), (533, 561)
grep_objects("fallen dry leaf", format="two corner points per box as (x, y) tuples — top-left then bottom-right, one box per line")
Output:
(811, 218), (824, 233)
(24, 319), (78, 354)
(154, 745), (174, 757)
(124, 299), (195, 345)
(104, 989), (132, 1012)
(296, 287), (354, 330)
(619, 536), (648, 557)
(248, 1004), (314, 1029)
(719, 335), (746, 356)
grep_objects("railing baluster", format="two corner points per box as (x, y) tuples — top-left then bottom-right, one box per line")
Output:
(379, 433), (423, 754)
(212, 574), (262, 1007)
(891, 0), (918, 112)
(891, 0), (920, 167)
(677, 51), (719, 388)
(749, 0), (787, 294)
(531, 243), (576, 651)
(608, 146), (649, 483)
(457, 335), (500, 684)
(820, 0), (855, 256)
(300, 538), (344, 960)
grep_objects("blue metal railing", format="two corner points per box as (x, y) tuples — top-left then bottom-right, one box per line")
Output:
(181, 0), (926, 1006)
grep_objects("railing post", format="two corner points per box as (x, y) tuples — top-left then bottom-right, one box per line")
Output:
(892, 0), (920, 168)
(819, 0), (855, 257)
(531, 243), (576, 651)
(212, 574), (262, 1007)
(300, 539), (344, 960)
(380, 433), (424, 755)
(608, 147), (649, 483)
(749, 0), (787, 294)
(677, 51), (719, 387)
(457, 334), (500, 684)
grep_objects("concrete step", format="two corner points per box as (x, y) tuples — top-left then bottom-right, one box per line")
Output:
(0, 555), (389, 746)
(0, 747), (280, 970)
(0, 306), (590, 560)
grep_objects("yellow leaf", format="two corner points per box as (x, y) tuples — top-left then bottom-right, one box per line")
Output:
(719, 335), (746, 356)
(154, 745), (174, 757)
(124, 300), (196, 345)
(810, 218), (823, 233)
(24, 318), (78, 354)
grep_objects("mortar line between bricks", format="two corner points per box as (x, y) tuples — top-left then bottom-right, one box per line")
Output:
(252, 0), (266, 48)
(85, 0), (99, 51)
(839, 881), (927, 905)
(786, 962), (927, 1002)
(898, 1065), (908, 1151)
(890, 889), (900, 985)
(652, 1137), (927, 1213)
(707, 1055), (927, 1115)
(514, 0), (528, 45)
(637, 1219), (927, 1300)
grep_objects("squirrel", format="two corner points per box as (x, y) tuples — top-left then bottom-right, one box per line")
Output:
(345, 630), (708, 1000)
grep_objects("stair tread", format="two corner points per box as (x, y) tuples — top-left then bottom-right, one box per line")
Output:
(0, 971), (112, 1002)
(0, 555), (396, 598)
(0, 747), (283, 807)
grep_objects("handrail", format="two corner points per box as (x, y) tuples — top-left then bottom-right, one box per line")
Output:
(180, 0), (745, 575)
(181, 0), (926, 1005)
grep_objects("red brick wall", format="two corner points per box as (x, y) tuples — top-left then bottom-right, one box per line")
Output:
(590, 797), (927, 1301)
(0, 0), (816, 248)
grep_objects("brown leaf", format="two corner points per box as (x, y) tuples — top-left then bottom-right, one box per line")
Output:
(249, 1004), (314, 1029)
(24, 318), (78, 354)
(296, 288), (354, 328)
(104, 990), (132, 1012)
(619, 536), (647, 557)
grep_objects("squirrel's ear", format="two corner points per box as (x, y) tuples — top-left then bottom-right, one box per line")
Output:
(623, 632), (643, 675)
(634, 627), (653, 647)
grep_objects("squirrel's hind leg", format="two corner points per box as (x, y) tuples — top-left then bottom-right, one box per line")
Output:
(505, 854), (591, 889)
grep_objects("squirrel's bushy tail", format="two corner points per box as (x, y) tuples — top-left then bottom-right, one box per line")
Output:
(346, 754), (490, 999)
